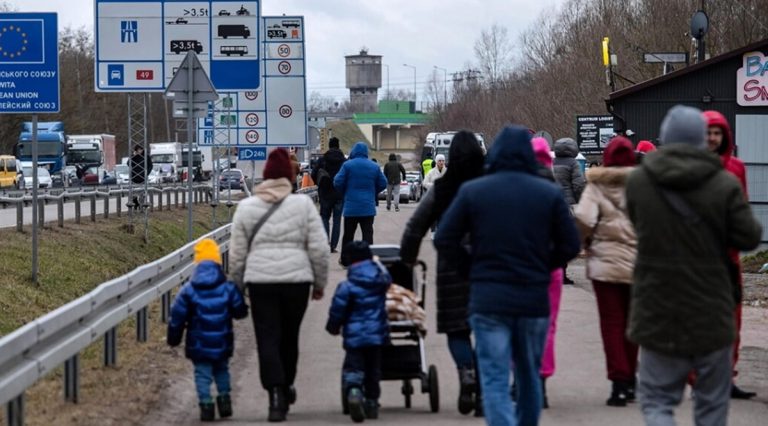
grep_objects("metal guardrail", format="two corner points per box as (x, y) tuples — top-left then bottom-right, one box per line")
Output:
(0, 224), (234, 426)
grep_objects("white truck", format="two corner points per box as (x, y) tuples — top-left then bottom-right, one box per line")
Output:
(424, 131), (487, 163)
(66, 134), (117, 185)
(182, 144), (214, 181)
(149, 142), (183, 183)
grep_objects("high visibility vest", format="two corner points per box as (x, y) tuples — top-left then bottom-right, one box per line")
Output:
(422, 158), (434, 177)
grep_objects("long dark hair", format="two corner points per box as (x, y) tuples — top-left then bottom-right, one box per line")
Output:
(432, 130), (485, 218)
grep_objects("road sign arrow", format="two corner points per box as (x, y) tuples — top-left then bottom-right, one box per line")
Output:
(164, 50), (219, 102)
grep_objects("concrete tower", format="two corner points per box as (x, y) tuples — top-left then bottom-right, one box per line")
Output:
(346, 48), (382, 113)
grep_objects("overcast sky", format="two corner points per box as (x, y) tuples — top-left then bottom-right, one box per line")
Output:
(13, 0), (565, 101)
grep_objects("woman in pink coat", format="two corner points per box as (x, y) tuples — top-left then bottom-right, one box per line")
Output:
(531, 137), (564, 409)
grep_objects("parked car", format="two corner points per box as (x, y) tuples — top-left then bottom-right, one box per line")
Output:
(378, 179), (411, 204)
(82, 167), (101, 186)
(219, 169), (246, 191)
(115, 165), (131, 184)
(0, 155), (23, 189)
(405, 172), (422, 202)
(22, 166), (52, 189)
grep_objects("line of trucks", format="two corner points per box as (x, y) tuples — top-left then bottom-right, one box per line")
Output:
(1, 121), (217, 189)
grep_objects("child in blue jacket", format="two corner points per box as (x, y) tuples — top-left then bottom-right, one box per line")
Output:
(168, 238), (248, 422)
(327, 241), (392, 423)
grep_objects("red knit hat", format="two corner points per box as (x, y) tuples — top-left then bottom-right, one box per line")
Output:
(263, 148), (294, 180)
(603, 136), (636, 167)
(636, 140), (657, 153)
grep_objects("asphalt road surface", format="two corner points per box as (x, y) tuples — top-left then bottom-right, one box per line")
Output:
(143, 201), (768, 425)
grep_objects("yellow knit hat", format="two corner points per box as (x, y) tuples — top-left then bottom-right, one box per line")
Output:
(194, 238), (222, 265)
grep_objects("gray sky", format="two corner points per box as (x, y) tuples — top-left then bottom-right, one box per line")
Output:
(13, 0), (564, 101)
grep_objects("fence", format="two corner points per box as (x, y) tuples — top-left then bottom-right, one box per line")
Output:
(0, 224), (233, 426)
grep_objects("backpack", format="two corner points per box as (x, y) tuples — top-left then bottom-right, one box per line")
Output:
(317, 167), (332, 192)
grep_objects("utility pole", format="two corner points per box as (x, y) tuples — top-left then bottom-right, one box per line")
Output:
(403, 64), (417, 105)
(434, 66), (448, 108)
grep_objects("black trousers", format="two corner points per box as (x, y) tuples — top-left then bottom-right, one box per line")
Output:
(248, 283), (311, 390)
(343, 346), (383, 400)
(341, 216), (374, 256)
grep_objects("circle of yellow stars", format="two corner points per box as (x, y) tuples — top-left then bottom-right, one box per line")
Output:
(0, 25), (29, 59)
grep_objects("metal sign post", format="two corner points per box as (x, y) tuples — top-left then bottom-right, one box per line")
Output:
(31, 116), (39, 283)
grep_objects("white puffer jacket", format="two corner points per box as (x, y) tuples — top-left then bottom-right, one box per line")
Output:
(229, 178), (329, 291)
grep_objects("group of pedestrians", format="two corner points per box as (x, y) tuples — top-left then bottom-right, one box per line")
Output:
(164, 104), (761, 426)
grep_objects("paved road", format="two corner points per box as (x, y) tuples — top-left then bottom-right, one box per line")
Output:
(144, 202), (768, 425)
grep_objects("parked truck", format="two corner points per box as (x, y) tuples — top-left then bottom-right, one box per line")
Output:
(66, 134), (117, 184)
(15, 121), (67, 186)
(150, 142), (183, 183)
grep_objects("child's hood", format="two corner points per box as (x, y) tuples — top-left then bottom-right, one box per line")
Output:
(191, 261), (227, 289)
(347, 259), (392, 289)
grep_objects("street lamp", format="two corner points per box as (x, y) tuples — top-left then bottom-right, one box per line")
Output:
(403, 64), (417, 105)
(434, 65), (448, 108)
(383, 64), (390, 99)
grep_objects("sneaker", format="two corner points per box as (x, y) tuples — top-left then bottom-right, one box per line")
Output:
(606, 381), (628, 407)
(216, 394), (233, 418)
(347, 388), (366, 423)
(395, 207), (400, 212)
(364, 399), (379, 419)
(386, 206), (391, 211)
(458, 368), (477, 415)
(199, 401), (215, 422)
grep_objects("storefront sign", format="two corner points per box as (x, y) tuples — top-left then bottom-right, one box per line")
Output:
(576, 115), (614, 156)
(737, 51), (768, 106)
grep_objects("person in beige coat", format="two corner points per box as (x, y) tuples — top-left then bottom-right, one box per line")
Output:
(574, 137), (638, 408)
(228, 148), (329, 422)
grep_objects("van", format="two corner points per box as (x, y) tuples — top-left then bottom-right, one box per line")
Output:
(0, 155), (22, 189)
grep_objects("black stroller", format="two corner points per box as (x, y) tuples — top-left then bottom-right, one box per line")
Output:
(341, 245), (440, 414)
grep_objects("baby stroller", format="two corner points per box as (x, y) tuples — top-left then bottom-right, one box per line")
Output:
(341, 245), (440, 414)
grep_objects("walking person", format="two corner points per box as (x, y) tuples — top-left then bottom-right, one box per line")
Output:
(327, 241), (393, 423)
(574, 136), (639, 407)
(334, 142), (387, 263)
(383, 153), (406, 212)
(167, 239), (249, 422)
(228, 148), (330, 422)
(422, 152), (435, 180)
(401, 130), (486, 416)
(312, 137), (347, 253)
(435, 126), (580, 426)
(626, 105), (762, 426)
(423, 154), (447, 192)
(553, 137), (586, 285)
(703, 110), (756, 400)
(530, 137), (564, 410)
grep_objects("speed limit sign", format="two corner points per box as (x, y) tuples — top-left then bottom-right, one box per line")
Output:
(245, 113), (260, 127)
(277, 44), (291, 58)
(245, 91), (259, 100)
(278, 61), (292, 75)
(279, 105), (293, 118)
(245, 130), (260, 144)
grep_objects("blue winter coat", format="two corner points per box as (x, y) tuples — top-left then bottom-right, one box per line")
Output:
(326, 259), (392, 349)
(167, 261), (249, 362)
(434, 126), (581, 318)
(334, 142), (388, 217)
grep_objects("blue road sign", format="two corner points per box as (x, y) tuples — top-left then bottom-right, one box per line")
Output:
(238, 147), (266, 161)
(107, 64), (124, 86)
(0, 12), (59, 113)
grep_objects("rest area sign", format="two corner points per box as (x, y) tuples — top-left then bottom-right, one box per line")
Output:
(738, 51), (768, 106)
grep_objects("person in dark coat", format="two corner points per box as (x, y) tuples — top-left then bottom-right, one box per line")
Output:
(327, 241), (392, 423)
(168, 239), (249, 422)
(626, 105), (762, 425)
(400, 130), (486, 416)
(334, 142), (388, 261)
(130, 145), (151, 184)
(312, 137), (347, 253)
(435, 126), (580, 426)
(553, 137), (585, 285)
(383, 153), (406, 212)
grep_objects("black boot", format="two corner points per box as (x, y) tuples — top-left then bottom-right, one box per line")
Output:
(199, 402), (215, 422)
(731, 384), (757, 400)
(268, 387), (287, 422)
(606, 381), (629, 407)
(216, 394), (232, 418)
(458, 367), (477, 415)
(364, 399), (379, 419)
(474, 391), (484, 418)
(542, 377), (549, 409)
(284, 385), (297, 413)
(626, 380), (636, 403)
(347, 387), (366, 423)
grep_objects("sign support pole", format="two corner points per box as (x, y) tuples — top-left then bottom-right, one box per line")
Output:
(31, 115), (39, 283)
(187, 57), (195, 242)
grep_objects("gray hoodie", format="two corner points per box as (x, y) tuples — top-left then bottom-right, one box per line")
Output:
(553, 138), (586, 204)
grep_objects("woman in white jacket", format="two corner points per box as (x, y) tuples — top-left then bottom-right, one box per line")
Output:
(229, 148), (329, 422)
(423, 154), (447, 191)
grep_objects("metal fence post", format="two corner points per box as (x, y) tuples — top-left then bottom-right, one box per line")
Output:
(158, 191), (163, 210)
(103, 195), (110, 219)
(148, 192), (154, 212)
(137, 307), (148, 342)
(6, 394), (24, 426)
(57, 198), (64, 228)
(16, 201), (22, 232)
(75, 195), (81, 225)
(64, 354), (79, 403)
(161, 292), (171, 324)
(90, 195), (96, 222)
(181, 189), (186, 209)
(116, 192), (122, 218)
(174, 190), (179, 208)
(104, 327), (117, 367)
(38, 199), (45, 227)
(166, 191), (171, 211)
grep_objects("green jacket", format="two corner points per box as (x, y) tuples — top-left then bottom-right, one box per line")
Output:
(626, 144), (762, 356)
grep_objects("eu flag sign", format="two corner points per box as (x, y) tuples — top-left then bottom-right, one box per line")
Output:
(0, 19), (45, 64)
(0, 13), (59, 113)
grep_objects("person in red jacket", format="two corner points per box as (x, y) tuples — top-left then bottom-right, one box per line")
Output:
(703, 110), (755, 400)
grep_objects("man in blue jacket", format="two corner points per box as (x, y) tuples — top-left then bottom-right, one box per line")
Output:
(435, 126), (580, 426)
(334, 142), (388, 264)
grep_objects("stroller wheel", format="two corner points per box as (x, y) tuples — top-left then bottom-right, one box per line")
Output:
(402, 380), (413, 409)
(428, 365), (440, 413)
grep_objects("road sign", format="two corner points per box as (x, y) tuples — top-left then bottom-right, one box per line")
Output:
(197, 15), (307, 148)
(643, 52), (689, 64)
(238, 147), (266, 161)
(95, 0), (261, 92)
(576, 115), (614, 156)
(0, 12), (60, 113)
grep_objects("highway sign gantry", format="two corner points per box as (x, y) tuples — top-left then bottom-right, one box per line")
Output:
(94, 0), (261, 92)
(0, 12), (60, 113)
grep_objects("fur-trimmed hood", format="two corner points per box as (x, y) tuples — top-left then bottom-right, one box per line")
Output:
(586, 166), (633, 185)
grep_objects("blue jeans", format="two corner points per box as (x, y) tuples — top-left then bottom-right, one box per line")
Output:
(194, 360), (231, 403)
(447, 330), (474, 370)
(320, 198), (343, 251)
(471, 314), (549, 426)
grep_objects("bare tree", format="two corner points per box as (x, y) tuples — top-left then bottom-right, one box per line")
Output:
(474, 24), (513, 84)
(308, 91), (337, 113)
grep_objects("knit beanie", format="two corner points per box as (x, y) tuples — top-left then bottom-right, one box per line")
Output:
(603, 136), (636, 167)
(531, 137), (553, 168)
(329, 137), (340, 149)
(263, 148), (294, 180)
(659, 105), (707, 149)
(194, 238), (222, 265)
(342, 241), (372, 266)
(636, 140), (657, 153)
(435, 154), (446, 162)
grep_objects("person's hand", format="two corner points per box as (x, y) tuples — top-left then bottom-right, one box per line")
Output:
(312, 287), (324, 301)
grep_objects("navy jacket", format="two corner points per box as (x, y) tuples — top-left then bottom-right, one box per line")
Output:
(434, 126), (580, 318)
(326, 259), (392, 349)
(167, 261), (248, 362)
(334, 142), (388, 217)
